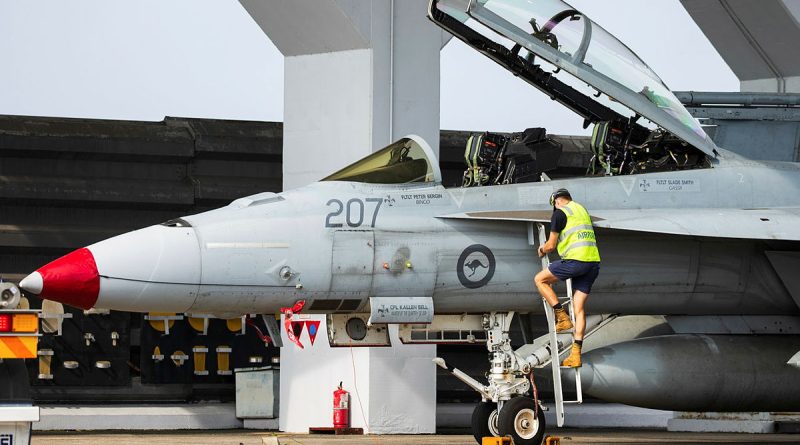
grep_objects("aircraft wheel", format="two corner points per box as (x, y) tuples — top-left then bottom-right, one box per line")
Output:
(497, 396), (546, 445)
(470, 401), (499, 443)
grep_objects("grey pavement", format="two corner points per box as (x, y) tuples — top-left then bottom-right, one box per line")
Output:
(31, 430), (800, 445)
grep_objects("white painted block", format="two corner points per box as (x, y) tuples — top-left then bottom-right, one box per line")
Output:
(279, 316), (435, 434)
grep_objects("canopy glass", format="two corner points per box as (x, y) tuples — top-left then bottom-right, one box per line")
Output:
(433, 0), (719, 156)
(322, 137), (438, 184)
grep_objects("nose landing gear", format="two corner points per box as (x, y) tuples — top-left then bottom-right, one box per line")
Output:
(435, 311), (553, 444)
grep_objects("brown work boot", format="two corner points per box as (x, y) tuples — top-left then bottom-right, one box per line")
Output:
(561, 343), (582, 368)
(554, 307), (573, 332)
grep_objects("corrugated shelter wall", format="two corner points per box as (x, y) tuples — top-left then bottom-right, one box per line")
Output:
(0, 115), (283, 281)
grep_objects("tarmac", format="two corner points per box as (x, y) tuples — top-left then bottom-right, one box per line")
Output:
(30, 430), (800, 445)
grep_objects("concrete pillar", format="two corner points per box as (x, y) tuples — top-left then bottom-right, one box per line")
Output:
(282, 49), (375, 189)
(240, 0), (445, 190)
(238, 0), (445, 433)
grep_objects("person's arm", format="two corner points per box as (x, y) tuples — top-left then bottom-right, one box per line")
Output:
(538, 209), (566, 257)
(538, 231), (559, 256)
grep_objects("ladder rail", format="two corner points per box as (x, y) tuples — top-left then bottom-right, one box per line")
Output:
(537, 223), (565, 427)
(535, 223), (583, 428)
(565, 277), (583, 405)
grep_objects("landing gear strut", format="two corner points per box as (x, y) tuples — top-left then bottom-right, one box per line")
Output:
(434, 311), (551, 445)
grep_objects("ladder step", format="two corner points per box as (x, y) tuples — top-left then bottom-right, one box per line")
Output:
(564, 401), (583, 404)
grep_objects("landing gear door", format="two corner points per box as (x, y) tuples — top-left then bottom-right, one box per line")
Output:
(330, 231), (375, 298)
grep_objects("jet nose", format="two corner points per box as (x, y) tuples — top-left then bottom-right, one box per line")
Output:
(19, 248), (100, 310)
(21, 224), (201, 312)
(86, 224), (202, 312)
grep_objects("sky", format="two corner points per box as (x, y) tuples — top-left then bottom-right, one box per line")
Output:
(0, 0), (738, 136)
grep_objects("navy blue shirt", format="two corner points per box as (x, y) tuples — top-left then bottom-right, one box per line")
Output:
(550, 209), (567, 233)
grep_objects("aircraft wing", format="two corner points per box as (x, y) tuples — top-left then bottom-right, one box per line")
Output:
(439, 208), (800, 241)
(438, 210), (554, 223)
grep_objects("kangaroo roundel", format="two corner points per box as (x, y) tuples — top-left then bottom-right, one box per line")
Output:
(457, 244), (496, 289)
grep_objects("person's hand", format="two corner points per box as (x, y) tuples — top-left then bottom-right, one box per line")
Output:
(537, 246), (545, 257)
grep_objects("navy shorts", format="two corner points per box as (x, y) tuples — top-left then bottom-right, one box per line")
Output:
(548, 260), (600, 294)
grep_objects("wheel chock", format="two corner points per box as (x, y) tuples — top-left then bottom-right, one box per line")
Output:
(38, 349), (54, 379)
(545, 436), (561, 445)
(482, 437), (512, 445)
(40, 300), (72, 336)
(145, 312), (183, 335)
(192, 346), (209, 375)
(152, 346), (164, 362)
(216, 345), (232, 375)
(170, 350), (189, 366)
(226, 317), (244, 334)
(187, 315), (211, 335)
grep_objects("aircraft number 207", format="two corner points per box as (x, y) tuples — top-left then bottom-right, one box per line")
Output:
(325, 198), (383, 228)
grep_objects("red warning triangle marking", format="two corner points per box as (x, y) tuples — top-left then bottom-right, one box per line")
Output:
(306, 320), (321, 345)
(291, 321), (305, 339)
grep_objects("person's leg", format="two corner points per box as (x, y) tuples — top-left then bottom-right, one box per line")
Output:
(533, 268), (559, 307)
(562, 263), (599, 367)
(571, 290), (588, 341)
(561, 284), (592, 367)
(534, 268), (573, 332)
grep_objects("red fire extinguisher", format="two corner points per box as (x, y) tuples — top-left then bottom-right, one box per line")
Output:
(333, 382), (350, 428)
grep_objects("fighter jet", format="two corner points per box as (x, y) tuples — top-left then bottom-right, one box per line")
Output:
(19, 0), (800, 444)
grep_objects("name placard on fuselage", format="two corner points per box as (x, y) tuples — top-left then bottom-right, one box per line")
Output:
(638, 178), (700, 192)
(368, 297), (434, 324)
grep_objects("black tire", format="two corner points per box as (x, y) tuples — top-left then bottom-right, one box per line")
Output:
(470, 401), (499, 444)
(497, 396), (546, 445)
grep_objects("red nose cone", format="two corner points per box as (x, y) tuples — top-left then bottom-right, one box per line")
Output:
(36, 248), (100, 310)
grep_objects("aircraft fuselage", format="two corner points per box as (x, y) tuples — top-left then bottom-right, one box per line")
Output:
(35, 157), (797, 318)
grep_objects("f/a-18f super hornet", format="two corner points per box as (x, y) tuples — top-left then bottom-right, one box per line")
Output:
(20, 0), (800, 443)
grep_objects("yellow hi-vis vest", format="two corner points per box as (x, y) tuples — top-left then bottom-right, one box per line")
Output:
(556, 201), (601, 262)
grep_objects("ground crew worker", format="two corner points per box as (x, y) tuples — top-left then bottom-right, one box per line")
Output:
(534, 188), (601, 367)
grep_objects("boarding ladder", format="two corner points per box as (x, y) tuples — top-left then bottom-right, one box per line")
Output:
(533, 222), (583, 427)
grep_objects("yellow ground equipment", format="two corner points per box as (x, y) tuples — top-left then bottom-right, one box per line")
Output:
(481, 437), (512, 445)
(0, 310), (40, 359)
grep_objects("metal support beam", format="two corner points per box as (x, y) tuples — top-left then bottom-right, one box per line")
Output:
(681, 0), (800, 93)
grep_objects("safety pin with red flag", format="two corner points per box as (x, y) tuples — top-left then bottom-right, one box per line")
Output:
(280, 300), (306, 349)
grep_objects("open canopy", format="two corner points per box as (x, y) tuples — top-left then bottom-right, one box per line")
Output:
(430, 0), (721, 158)
(322, 135), (442, 184)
